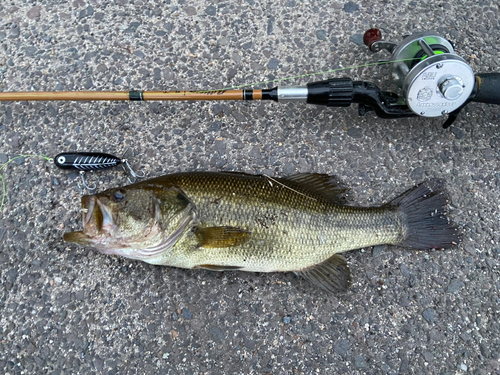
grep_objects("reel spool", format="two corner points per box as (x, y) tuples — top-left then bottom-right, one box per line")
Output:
(364, 29), (475, 117)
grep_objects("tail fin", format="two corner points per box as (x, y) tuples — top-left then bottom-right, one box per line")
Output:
(389, 180), (460, 249)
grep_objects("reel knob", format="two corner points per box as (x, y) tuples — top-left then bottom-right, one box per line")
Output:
(439, 77), (464, 100)
(363, 28), (382, 51)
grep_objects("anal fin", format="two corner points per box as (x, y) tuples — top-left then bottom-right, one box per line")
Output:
(296, 254), (352, 293)
(194, 226), (251, 248)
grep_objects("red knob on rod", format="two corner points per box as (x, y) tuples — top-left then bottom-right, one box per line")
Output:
(363, 28), (382, 50)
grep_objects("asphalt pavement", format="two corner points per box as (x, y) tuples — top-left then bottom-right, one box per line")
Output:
(0, 0), (499, 374)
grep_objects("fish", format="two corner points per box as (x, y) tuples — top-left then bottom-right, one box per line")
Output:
(63, 172), (460, 293)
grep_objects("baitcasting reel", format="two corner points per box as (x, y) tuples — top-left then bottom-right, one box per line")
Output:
(267, 29), (498, 127)
(364, 29), (475, 118)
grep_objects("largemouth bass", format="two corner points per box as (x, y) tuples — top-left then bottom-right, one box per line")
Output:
(64, 172), (459, 293)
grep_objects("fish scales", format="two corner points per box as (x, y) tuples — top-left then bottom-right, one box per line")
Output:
(64, 172), (459, 293)
(141, 173), (402, 271)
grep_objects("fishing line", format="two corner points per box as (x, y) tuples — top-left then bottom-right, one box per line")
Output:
(178, 57), (420, 94)
(0, 151), (144, 212)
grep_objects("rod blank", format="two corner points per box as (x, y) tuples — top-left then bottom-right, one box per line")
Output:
(0, 89), (264, 102)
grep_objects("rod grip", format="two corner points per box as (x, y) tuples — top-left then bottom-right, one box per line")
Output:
(472, 73), (500, 105)
(306, 78), (354, 107)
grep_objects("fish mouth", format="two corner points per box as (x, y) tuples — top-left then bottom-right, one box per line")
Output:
(95, 197), (116, 234)
(64, 192), (164, 254)
(78, 195), (116, 235)
(64, 195), (116, 244)
(83, 195), (96, 228)
(63, 230), (93, 245)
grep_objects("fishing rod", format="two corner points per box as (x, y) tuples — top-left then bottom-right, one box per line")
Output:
(1, 28), (499, 128)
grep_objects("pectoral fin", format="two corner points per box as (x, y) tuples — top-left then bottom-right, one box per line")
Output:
(193, 226), (251, 248)
(296, 254), (352, 293)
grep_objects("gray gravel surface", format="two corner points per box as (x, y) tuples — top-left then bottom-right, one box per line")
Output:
(1, 1), (500, 374)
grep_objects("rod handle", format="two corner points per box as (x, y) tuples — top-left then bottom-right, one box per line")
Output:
(306, 78), (354, 107)
(471, 73), (500, 105)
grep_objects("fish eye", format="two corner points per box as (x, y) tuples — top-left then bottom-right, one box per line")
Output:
(113, 190), (126, 202)
(57, 156), (66, 164)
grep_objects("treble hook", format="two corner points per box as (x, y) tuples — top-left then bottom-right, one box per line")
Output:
(77, 171), (96, 191)
(122, 159), (145, 184)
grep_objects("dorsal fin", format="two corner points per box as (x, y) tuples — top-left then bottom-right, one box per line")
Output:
(193, 226), (251, 248)
(296, 254), (352, 293)
(281, 173), (352, 205)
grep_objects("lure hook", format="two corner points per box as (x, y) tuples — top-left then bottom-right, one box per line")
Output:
(77, 171), (96, 191)
(122, 159), (145, 184)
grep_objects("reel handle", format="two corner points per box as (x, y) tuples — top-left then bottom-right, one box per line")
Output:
(471, 73), (500, 105)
